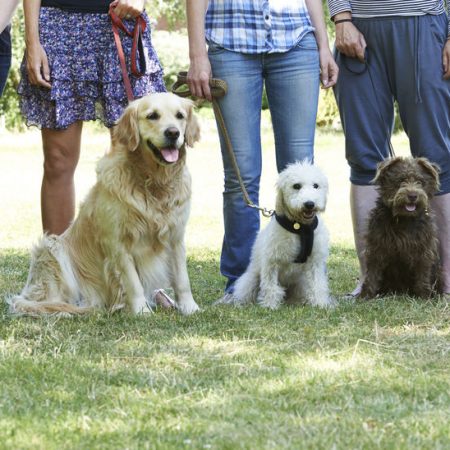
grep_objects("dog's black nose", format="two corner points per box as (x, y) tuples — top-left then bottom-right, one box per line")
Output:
(304, 201), (315, 210)
(407, 193), (418, 202)
(165, 127), (180, 141)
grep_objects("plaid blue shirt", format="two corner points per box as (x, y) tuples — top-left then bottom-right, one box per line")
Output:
(205, 0), (315, 54)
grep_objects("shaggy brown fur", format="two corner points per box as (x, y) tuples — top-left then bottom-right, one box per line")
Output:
(360, 157), (442, 299)
(9, 93), (201, 316)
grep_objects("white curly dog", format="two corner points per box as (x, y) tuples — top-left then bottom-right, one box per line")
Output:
(231, 161), (333, 309)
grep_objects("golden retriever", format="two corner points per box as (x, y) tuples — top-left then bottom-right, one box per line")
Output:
(9, 93), (201, 315)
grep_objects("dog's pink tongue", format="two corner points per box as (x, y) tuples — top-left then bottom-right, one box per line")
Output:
(405, 204), (417, 212)
(161, 148), (179, 163)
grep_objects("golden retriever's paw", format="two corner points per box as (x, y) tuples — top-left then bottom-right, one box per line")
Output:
(177, 299), (200, 315)
(131, 296), (152, 314)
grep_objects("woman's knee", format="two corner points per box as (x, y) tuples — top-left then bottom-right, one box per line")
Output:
(42, 143), (79, 181)
(42, 125), (82, 181)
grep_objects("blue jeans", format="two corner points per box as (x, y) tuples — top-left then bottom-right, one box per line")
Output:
(0, 25), (12, 96)
(208, 32), (320, 292)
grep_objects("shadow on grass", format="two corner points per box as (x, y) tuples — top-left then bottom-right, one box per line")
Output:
(1, 244), (448, 344)
(1, 247), (450, 448)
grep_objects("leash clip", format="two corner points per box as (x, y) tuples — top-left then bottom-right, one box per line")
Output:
(248, 203), (274, 217)
(172, 71), (275, 219)
(261, 207), (275, 218)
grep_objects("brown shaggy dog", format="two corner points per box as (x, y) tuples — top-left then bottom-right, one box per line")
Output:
(360, 156), (442, 299)
(9, 93), (201, 315)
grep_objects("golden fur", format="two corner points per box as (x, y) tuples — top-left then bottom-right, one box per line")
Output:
(9, 93), (201, 315)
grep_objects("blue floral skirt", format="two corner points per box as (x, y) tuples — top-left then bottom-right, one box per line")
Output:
(18, 7), (166, 129)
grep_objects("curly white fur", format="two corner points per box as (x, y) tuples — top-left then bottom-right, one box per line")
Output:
(232, 161), (334, 309)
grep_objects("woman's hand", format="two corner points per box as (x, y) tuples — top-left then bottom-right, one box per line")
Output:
(26, 42), (51, 88)
(187, 53), (212, 101)
(110, 0), (145, 19)
(319, 48), (339, 88)
(443, 39), (450, 79)
(23, 0), (50, 88)
(335, 21), (366, 62)
(186, 0), (211, 99)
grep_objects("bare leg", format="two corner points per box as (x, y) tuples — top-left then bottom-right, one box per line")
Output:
(349, 184), (378, 296)
(431, 193), (450, 294)
(41, 122), (83, 235)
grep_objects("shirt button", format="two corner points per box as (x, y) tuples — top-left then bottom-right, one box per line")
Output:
(265, 15), (269, 20)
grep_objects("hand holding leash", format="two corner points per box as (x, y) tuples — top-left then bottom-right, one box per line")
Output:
(186, 54), (213, 100)
(110, 0), (145, 20)
(109, 3), (147, 102)
(172, 72), (274, 218)
(172, 71), (227, 99)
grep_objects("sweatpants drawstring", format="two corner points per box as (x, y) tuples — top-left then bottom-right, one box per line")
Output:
(414, 16), (422, 104)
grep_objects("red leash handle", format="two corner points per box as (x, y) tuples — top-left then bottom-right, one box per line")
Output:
(109, 5), (147, 102)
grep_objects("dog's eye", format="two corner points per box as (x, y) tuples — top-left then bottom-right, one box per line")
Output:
(313, 183), (319, 189)
(293, 183), (302, 190)
(176, 112), (185, 120)
(147, 112), (160, 120)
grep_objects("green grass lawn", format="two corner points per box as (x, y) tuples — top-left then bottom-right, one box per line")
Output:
(1, 118), (449, 450)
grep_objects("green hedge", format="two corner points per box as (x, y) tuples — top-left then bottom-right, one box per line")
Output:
(0, 8), (25, 131)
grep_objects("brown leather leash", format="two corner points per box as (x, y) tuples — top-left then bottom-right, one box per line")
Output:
(109, 6), (147, 102)
(172, 71), (274, 218)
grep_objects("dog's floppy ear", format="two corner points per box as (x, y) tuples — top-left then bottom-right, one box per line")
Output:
(275, 178), (287, 216)
(416, 157), (441, 193)
(182, 98), (201, 147)
(372, 157), (403, 185)
(112, 100), (140, 151)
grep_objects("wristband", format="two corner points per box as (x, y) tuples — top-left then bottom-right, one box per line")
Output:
(334, 18), (353, 25)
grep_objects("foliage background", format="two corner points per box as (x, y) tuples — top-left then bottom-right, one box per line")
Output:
(0, 7), (25, 130)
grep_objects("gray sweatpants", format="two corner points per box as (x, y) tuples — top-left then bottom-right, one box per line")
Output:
(334, 13), (450, 194)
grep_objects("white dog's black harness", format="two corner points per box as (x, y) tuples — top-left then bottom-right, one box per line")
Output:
(274, 213), (319, 263)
